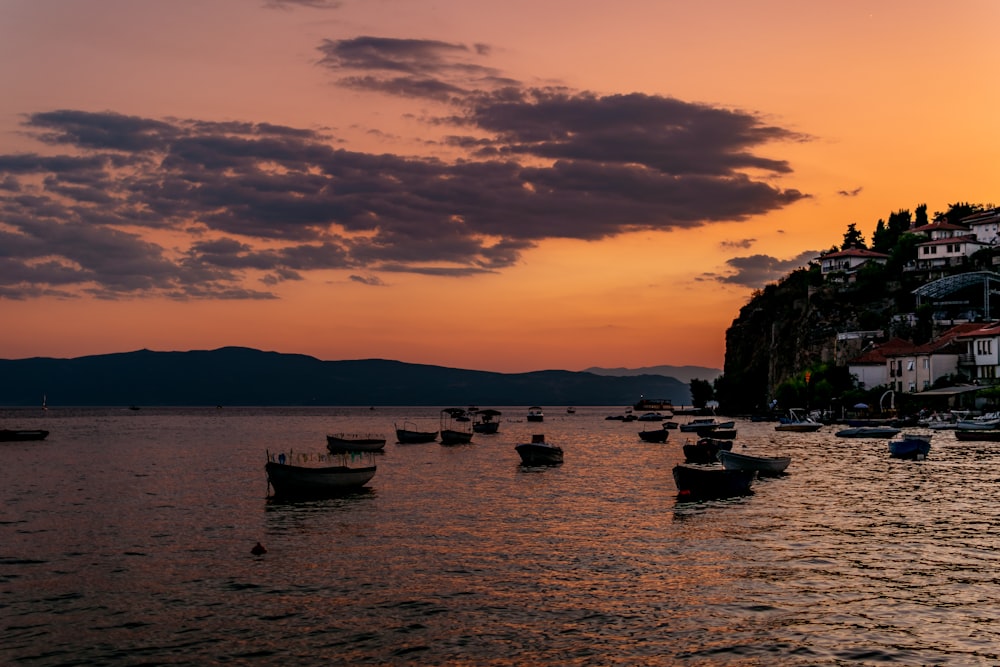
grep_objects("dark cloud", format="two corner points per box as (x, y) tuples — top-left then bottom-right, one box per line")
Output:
(709, 251), (819, 288)
(720, 238), (755, 249)
(0, 38), (811, 300)
(838, 186), (863, 197)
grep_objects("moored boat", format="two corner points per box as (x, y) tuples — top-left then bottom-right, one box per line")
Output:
(326, 433), (387, 452)
(835, 426), (901, 439)
(775, 409), (823, 432)
(682, 437), (732, 463)
(953, 429), (1000, 441)
(0, 429), (49, 442)
(471, 408), (502, 434)
(638, 427), (669, 442)
(265, 451), (376, 498)
(526, 406), (545, 422)
(888, 433), (932, 459)
(395, 421), (438, 444)
(672, 464), (754, 500)
(515, 434), (563, 465)
(440, 408), (473, 445)
(717, 449), (791, 476)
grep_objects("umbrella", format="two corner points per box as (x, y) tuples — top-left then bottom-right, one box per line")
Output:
(853, 402), (869, 409)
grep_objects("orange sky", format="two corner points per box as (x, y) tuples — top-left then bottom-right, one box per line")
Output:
(0, 0), (997, 373)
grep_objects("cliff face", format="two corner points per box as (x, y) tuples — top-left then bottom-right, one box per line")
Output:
(721, 267), (899, 412)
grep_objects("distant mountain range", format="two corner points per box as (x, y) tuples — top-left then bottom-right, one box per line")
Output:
(584, 364), (722, 384)
(0, 347), (699, 407)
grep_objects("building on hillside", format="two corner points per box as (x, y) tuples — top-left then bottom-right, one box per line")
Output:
(847, 337), (913, 389)
(909, 220), (972, 241)
(881, 323), (983, 393)
(954, 320), (1000, 382)
(910, 235), (991, 275)
(912, 271), (1000, 324)
(818, 247), (890, 283)
(962, 207), (1000, 245)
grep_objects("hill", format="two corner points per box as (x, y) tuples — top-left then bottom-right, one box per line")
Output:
(583, 364), (721, 384)
(0, 347), (693, 407)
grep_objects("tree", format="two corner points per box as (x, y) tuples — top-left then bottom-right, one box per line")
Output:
(842, 223), (866, 249)
(689, 378), (714, 409)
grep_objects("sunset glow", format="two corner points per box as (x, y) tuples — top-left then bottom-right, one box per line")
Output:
(1, 0), (997, 372)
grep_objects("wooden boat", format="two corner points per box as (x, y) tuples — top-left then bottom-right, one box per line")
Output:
(0, 429), (49, 442)
(953, 429), (1000, 441)
(439, 408), (473, 445)
(638, 427), (669, 442)
(265, 452), (376, 498)
(775, 409), (823, 432)
(682, 437), (732, 463)
(515, 434), (563, 465)
(326, 433), (386, 452)
(717, 449), (791, 476)
(672, 464), (754, 500)
(888, 433), (932, 459)
(526, 406), (545, 422)
(394, 421), (438, 444)
(471, 409), (502, 434)
(835, 426), (901, 439)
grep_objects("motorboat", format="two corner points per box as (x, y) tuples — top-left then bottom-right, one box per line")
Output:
(440, 408), (473, 445)
(679, 418), (734, 433)
(774, 409), (823, 432)
(526, 406), (544, 422)
(672, 464), (754, 500)
(265, 451), (376, 498)
(717, 449), (791, 476)
(326, 433), (387, 452)
(515, 434), (563, 465)
(888, 433), (932, 459)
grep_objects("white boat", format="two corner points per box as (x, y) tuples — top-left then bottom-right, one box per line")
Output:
(515, 434), (563, 465)
(679, 418), (734, 433)
(265, 451), (376, 497)
(718, 450), (791, 476)
(774, 408), (823, 432)
(526, 406), (544, 422)
(956, 413), (1000, 430)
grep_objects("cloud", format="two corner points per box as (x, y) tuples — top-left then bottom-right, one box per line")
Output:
(0, 37), (811, 300)
(264, 0), (341, 9)
(838, 186), (863, 197)
(720, 238), (756, 249)
(710, 250), (819, 288)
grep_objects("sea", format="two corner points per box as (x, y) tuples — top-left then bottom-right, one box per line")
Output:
(2, 406), (1000, 666)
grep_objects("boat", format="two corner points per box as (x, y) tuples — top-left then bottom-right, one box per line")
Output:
(636, 412), (665, 422)
(638, 426), (669, 443)
(834, 426), (901, 438)
(717, 450), (791, 476)
(515, 434), (563, 465)
(566, 407), (576, 414)
(526, 406), (544, 422)
(265, 451), (376, 498)
(774, 409), (823, 432)
(326, 433), (387, 452)
(440, 408), (474, 445)
(696, 425), (737, 439)
(394, 421), (438, 444)
(953, 429), (1000, 441)
(955, 414), (1000, 430)
(634, 398), (673, 411)
(682, 437), (732, 463)
(471, 408), (502, 434)
(679, 418), (733, 433)
(888, 433), (932, 459)
(0, 429), (49, 442)
(672, 464), (754, 500)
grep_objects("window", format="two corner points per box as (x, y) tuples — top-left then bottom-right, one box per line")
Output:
(907, 360), (914, 371)
(908, 382), (916, 392)
(923, 358), (929, 369)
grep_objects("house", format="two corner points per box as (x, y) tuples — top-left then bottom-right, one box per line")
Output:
(954, 320), (1000, 382)
(848, 337), (913, 389)
(909, 220), (971, 241)
(880, 323), (983, 393)
(912, 235), (991, 272)
(962, 207), (1000, 245)
(818, 247), (890, 283)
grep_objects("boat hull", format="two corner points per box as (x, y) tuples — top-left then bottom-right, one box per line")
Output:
(953, 429), (1000, 441)
(265, 461), (376, 497)
(775, 423), (823, 432)
(835, 427), (901, 438)
(515, 443), (563, 465)
(440, 429), (473, 445)
(717, 450), (791, 476)
(0, 429), (49, 441)
(638, 429), (669, 443)
(326, 435), (386, 452)
(888, 437), (932, 459)
(672, 464), (754, 500)
(395, 429), (438, 444)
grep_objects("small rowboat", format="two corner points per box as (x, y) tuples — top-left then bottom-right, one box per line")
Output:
(717, 449), (791, 477)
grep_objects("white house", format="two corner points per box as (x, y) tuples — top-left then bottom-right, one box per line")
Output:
(955, 320), (1000, 381)
(913, 235), (991, 271)
(963, 208), (1000, 245)
(818, 248), (890, 282)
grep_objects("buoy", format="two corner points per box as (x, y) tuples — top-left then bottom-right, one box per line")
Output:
(251, 542), (267, 555)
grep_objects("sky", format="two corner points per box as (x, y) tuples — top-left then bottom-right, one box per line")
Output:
(0, 0), (997, 373)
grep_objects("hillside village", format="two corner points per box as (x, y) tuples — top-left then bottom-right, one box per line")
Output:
(719, 204), (1000, 416)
